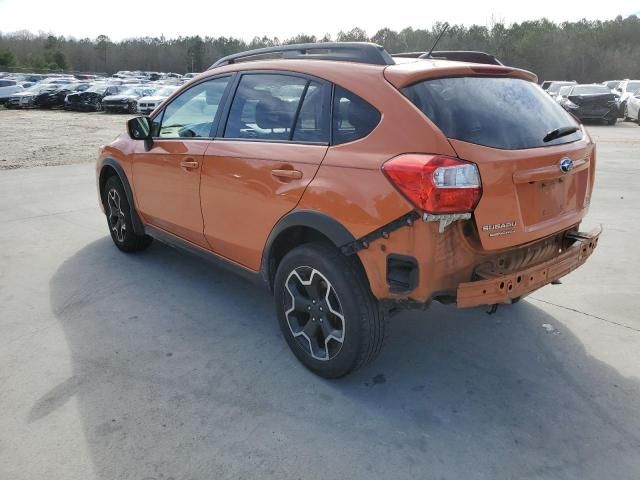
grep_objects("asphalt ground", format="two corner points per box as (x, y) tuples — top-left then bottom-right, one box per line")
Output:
(1, 114), (639, 480)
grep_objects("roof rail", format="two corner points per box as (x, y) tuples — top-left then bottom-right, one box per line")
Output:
(209, 42), (395, 69)
(393, 50), (503, 66)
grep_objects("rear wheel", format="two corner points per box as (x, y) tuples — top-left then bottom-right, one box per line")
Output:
(274, 242), (385, 378)
(607, 117), (617, 125)
(103, 176), (152, 252)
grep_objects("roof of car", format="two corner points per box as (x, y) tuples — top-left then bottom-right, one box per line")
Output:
(204, 58), (537, 88)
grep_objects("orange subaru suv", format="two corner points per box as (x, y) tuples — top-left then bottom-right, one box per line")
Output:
(97, 43), (601, 377)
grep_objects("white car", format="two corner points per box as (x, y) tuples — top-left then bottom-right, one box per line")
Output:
(545, 81), (577, 100)
(626, 92), (640, 123)
(613, 80), (640, 119)
(137, 86), (179, 114)
(0, 79), (24, 104)
(555, 85), (573, 104)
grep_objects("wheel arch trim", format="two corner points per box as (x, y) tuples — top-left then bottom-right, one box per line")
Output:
(98, 158), (145, 235)
(261, 209), (356, 287)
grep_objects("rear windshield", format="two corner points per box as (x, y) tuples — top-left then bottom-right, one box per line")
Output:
(403, 77), (582, 150)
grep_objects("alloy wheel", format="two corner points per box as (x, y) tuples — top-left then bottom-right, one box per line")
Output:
(107, 188), (126, 243)
(284, 266), (345, 361)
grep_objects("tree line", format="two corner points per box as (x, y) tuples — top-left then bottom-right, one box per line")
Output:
(1, 15), (639, 82)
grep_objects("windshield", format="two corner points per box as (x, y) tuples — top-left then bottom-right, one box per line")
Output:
(627, 81), (640, 93)
(571, 85), (611, 95)
(25, 84), (57, 93)
(86, 84), (108, 94)
(403, 76), (582, 150)
(558, 86), (572, 96)
(153, 87), (178, 97)
(119, 87), (145, 96)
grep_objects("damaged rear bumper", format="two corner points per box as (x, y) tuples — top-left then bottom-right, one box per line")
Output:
(456, 225), (602, 308)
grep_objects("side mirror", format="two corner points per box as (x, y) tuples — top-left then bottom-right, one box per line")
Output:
(127, 116), (151, 140)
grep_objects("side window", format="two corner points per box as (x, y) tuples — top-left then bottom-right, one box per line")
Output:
(292, 81), (330, 143)
(332, 86), (381, 145)
(224, 74), (307, 141)
(156, 76), (230, 139)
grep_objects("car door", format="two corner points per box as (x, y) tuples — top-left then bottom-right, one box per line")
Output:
(131, 75), (232, 248)
(200, 73), (331, 270)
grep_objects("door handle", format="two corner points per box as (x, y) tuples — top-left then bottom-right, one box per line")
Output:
(180, 159), (199, 170)
(271, 169), (302, 180)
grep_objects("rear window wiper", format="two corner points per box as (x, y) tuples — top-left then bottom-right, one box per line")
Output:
(543, 125), (579, 143)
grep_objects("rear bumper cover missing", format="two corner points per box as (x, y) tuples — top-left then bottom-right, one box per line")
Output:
(456, 225), (602, 308)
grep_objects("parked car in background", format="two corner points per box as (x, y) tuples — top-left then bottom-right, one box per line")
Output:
(603, 80), (622, 91)
(546, 81), (577, 99)
(548, 81), (578, 97)
(555, 85), (573, 104)
(137, 85), (179, 114)
(34, 83), (90, 108)
(626, 92), (640, 124)
(614, 80), (640, 120)
(184, 73), (200, 80)
(74, 74), (101, 81)
(65, 84), (124, 112)
(102, 86), (154, 113)
(4, 83), (58, 109)
(0, 79), (23, 104)
(558, 84), (619, 124)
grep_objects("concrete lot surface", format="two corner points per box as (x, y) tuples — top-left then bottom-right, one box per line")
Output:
(0, 109), (124, 169)
(1, 120), (639, 479)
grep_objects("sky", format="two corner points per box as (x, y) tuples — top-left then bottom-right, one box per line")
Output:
(1, 0), (639, 41)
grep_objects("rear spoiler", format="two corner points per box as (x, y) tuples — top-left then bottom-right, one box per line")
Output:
(393, 50), (503, 66)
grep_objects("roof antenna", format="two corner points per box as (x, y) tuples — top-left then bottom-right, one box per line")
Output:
(425, 23), (450, 58)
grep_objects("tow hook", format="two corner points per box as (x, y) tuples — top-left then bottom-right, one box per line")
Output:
(486, 304), (499, 315)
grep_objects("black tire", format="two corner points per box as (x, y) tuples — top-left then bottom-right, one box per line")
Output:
(103, 176), (152, 252)
(607, 117), (617, 125)
(128, 102), (137, 114)
(95, 100), (103, 112)
(274, 242), (385, 378)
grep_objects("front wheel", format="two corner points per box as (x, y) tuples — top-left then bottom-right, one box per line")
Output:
(128, 102), (137, 114)
(103, 176), (152, 252)
(274, 242), (385, 378)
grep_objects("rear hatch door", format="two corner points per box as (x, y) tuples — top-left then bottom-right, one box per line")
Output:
(398, 72), (595, 250)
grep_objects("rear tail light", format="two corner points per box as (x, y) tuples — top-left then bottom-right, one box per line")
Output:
(382, 154), (482, 214)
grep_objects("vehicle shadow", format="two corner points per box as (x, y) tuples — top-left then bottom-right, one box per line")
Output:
(47, 237), (640, 479)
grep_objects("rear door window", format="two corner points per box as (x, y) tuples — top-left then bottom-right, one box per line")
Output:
(292, 81), (330, 143)
(402, 77), (583, 150)
(224, 74), (307, 141)
(332, 86), (380, 145)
